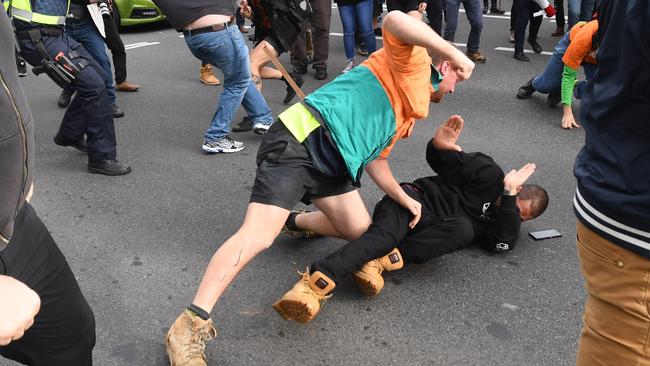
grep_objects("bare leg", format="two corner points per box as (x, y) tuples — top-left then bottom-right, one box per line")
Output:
(192, 203), (290, 312)
(260, 66), (282, 80)
(250, 40), (280, 91)
(311, 189), (372, 240)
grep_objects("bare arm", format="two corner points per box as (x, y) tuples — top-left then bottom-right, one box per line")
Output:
(365, 158), (422, 228)
(0, 275), (40, 346)
(382, 10), (475, 80)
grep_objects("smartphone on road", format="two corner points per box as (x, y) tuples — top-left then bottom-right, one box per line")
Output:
(529, 229), (562, 241)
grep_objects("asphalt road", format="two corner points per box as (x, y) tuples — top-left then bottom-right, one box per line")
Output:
(4, 4), (589, 366)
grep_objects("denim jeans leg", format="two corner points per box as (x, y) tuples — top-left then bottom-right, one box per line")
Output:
(567, 0), (580, 28)
(338, 5), (357, 60)
(579, 0), (595, 21)
(356, 0), (376, 53)
(240, 80), (274, 126)
(463, 0), (483, 53)
(185, 27), (251, 142)
(532, 33), (570, 93)
(65, 20), (116, 106)
(443, 0), (461, 41)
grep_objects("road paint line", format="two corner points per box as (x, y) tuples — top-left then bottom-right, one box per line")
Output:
(124, 41), (160, 50)
(495, 46), (553, 56)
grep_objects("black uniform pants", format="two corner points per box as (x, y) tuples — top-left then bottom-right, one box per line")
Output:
(0, 204), (95, 366)
(18, 32), (117, 162)
(511, 0), (542, 53)
(103, 18), (127, 84)
(311, 186), (474, 284)
(292, 0), (331, 68)
(426, 0), (445, 34)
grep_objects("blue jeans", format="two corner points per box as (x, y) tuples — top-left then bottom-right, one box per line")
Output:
(184, 26), (273, 142)
(532, 33), (595, 95)
(65, 19), (116, 105)
(338, 0), (376, 61)
(444, 0), (483, 53)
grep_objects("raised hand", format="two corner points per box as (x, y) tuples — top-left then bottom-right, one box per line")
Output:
(433, 115), (464, 152)
(240, 0), (252, 19)
(503, 163), (536, 194)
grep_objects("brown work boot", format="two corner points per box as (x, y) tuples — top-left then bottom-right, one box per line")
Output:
(273, 270), (335, 324)
(165, 310), (217, 366)
(466, 51), (487, 63)
(200, 64), (221, 86)
(353, 248), (404, 297)
(116, 80), (141, 92)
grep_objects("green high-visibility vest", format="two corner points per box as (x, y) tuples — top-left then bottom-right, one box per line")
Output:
(3, 0), (68, 25)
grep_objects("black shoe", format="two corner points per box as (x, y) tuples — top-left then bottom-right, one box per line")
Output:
(88, 159), (132, 176)
(314, 67), (327, 80)
(112, 104), (125, 118)
(528, 39), (543, 54)
(292, 62), (308, 75)
(53, 132), (87, 153)
(483, 3), (489, 13)
(231, 116), (253, 132)
(490, 7), (506, 14)
(516, 78), (536, 99)
(283, 73), (304, 105)
(513, 51), (530, 62)
(547, 90), (561, 108)
(58, 89), (74, 108)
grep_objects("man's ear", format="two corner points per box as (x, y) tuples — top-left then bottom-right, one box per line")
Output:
(441, 60), (451, 75)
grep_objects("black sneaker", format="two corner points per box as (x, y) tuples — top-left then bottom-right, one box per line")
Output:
(112, 104), (125, 118)
(253, 122), (271, 135)
(517, 78), (536, 99)
(314, 67), (327, 80)
(58, 88), (74, 108)
(232, 116), (254, 132)
(547, 90), (561, 108)
(283, 73), (304, 105)
(528, 39), (543, 54)
(88, 159), (132, 176)
(513, 51), (530, 62)
(490, 7), (506, 14)
(292, 62), (308, 75)
(53, 132), (87, 153)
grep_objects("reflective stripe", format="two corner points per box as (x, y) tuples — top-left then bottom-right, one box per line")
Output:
(279, 103), (321, 143)
(11, 6), (66, 25)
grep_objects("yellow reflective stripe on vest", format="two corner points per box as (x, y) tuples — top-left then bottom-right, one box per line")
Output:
(279, 103), (321, 143)
(10, 6), (66, 25)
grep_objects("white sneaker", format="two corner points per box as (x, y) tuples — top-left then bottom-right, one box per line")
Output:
(253, 122), (271, 135)
(202, 136), (245, 153)
(341, 60), (354, 74)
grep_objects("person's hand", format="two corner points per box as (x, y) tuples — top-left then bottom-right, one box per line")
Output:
(0, 276), (40, 346)
(562, 105), (580, 129)
(418, 2), (427, 12)
(240, 0), (253, 19)
(399, 194), (422, 229)
(449, 51), (475, 81)
(433, 115), (464, 152)
(503, 163), (536, 195)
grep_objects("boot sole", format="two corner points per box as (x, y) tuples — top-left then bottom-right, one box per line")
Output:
(272, 299), (317, 324)
(353, 272), (383, 297)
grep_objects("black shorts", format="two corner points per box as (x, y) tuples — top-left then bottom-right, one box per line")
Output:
(250, 121), (356, 209)
(386, 0), (420, 12)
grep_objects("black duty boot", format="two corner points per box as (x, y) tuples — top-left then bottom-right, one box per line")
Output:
(58, 88), (74, 108)
(513, 51), (530, 62)
(283, 73), (304, 105)
(112, 104), (125, 118)
(517, 78), (536, 99)
(53, 132), (87, 153)
(88, 159), (132, 176)
(292, 61), (308, 75)
(314, 66), (327, 80)
(547, 90), (561, 108)
(528, 39), (543, 53)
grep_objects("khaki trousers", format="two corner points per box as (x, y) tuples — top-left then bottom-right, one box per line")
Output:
(576, 221), (650, 366)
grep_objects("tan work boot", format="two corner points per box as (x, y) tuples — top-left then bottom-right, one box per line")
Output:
(273, 270), (335, 324)
(353, 248), (404, 297)
(165, 310), (217, 366)
(200, 64), (221, 85)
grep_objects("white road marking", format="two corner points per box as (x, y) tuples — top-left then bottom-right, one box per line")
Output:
(495, 46), (553, 55)
(124, 41), (160, 50)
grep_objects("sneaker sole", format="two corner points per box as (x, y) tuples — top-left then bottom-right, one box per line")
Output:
(272, 299), (317, 324)
(353, 272), (383, 297)
(253, 126), (269, 135)
(87, 166), (132, 176)
(202, 145), (245, 154)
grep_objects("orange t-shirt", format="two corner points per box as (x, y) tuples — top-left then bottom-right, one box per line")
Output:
(562, 20), (599, 70)
(362, 27), (434, 158)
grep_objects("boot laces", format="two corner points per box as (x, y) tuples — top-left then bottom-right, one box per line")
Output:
(184, 322), (217, 361)
(297, 268), (333, 303)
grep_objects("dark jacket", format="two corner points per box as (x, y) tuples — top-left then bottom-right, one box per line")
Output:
(251, 0), (310, 51)
(0, 11), (35, 250)
(414, 141), (521, 251)
(573, 0), (650, 258)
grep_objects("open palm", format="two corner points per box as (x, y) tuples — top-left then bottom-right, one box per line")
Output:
(433, 115), (464, 151)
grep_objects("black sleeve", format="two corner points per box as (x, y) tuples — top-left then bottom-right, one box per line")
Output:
(477, 196), (522, 252)
(426, 139), (504, 195)
(70, 0), (91, 5)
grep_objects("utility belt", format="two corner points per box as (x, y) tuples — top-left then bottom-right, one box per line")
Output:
(16, 28), (88, 88)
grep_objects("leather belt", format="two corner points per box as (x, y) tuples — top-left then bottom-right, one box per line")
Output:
(183, 18), (235, 37)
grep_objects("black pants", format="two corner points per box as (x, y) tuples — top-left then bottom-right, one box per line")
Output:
(426, 0), (445, 34)
(0, 204), (95, 365)
(104, 18), (127, 84)
(18, 32), (117, 162)
(554, 0), (565, 29)
(511, 0), (542, 53)
(311, 187), (474, 283)
(292, 0), (331, 68)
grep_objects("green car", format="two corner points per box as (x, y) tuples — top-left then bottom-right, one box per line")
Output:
(111, 0), (166, 28)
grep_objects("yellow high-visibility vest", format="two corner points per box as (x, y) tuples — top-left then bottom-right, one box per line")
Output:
(3, 0), (68, 26)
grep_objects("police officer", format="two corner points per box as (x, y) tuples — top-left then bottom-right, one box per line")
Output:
(4, 0), (132, 175)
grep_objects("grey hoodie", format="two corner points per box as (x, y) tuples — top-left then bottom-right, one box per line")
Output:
(0, 11), (35, 251)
